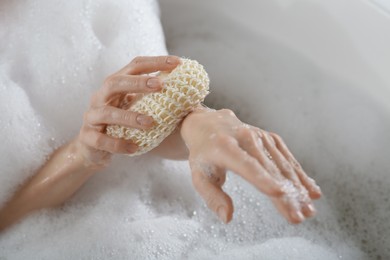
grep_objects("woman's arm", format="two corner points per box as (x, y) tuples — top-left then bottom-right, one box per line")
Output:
(157, 106), (322, 224)
(0, 140), (99, 231)
(0, 56), (182, 232)
(0, 54), (321, 231)
(151, 105), (322, 224)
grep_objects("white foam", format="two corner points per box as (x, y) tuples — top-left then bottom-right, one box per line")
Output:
(190, 237), (340, 260)
(161, 2), (390, 258)
(0, 0), (386, 259)
(0, 67), (53, 207)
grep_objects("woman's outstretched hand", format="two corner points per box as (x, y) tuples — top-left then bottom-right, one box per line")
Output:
(180, 107), (322, 224)
(77, 55), (181, 167)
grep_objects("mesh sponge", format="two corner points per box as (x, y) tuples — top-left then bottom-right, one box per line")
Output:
(106, 58), (210, 156)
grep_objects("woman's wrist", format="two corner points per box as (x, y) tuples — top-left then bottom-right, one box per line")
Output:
(180, 105), (214, 147)
(72, 137), (111, 171)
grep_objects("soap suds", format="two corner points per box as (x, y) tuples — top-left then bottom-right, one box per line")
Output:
(0, 0), (388, 259)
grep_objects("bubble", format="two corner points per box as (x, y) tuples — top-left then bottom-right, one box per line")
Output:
(0, 0), (388, 259)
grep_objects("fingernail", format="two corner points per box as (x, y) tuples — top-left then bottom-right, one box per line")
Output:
(307, 203), (316, 215)
(309, 181), (322, 195)
(136, 114), (154, 126)
(314, 185), (322, 194)
(292, 210), (305, 223)
(217, 206), (228, 223)
(147, 77), (161, 89)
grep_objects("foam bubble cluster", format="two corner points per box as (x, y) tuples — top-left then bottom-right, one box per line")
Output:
(0, 0), (387, 259)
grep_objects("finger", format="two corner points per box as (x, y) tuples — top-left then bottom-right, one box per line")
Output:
(84, 106), (155, 130)
(300, 200), (317, 218)
(271, 197), (305, 224)
(122, 55), (181, 75)
(79, 127), (138, 154)
(99, 75), (162, 104)
(270, 133), (322, 199)
(236, 128), (283, 180)
(236, 128), (316, 219)
(262, 132), (316, 215)
(261, 132), (301, 186)
(191, 163), (233, 223)
(280, 179), (317, 219)
(213, 135), (283, 197)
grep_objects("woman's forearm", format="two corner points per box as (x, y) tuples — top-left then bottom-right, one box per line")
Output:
(0, 56), (183, 231)
(0, 139), (102, 231)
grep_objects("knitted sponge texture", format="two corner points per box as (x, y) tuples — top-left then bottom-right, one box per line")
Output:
(106, 58), (210, 156)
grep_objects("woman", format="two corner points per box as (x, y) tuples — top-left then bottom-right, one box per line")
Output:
(0, 55), (321, 231)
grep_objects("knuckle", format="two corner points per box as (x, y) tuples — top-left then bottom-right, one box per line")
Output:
(256, 136), (264, 147)
(291, 159), (302, 170)
(215, 134), (235, 146)
(122, 111), (136, 123)
(131, 56), (145, 65)
(99, 106), (112, 117)
(264, 132), (276, 146)
(220, 108), (235, 116)
(281, 160), (294, 173)
(252, 126), (261, 132)
(270, 132), (283, 143)
(128, 56), (148, 74)
(267, 178), (285, 196)
(103, 76), (115, 89)
(156, 56), (165, 64)
(130, 77), (140, 88)
(257, 129), (265, 139)
(237, 127), (253, 139)
(269, 186), (284, 197)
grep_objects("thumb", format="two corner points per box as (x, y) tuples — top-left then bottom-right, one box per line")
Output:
(191, 163), (234, 223)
